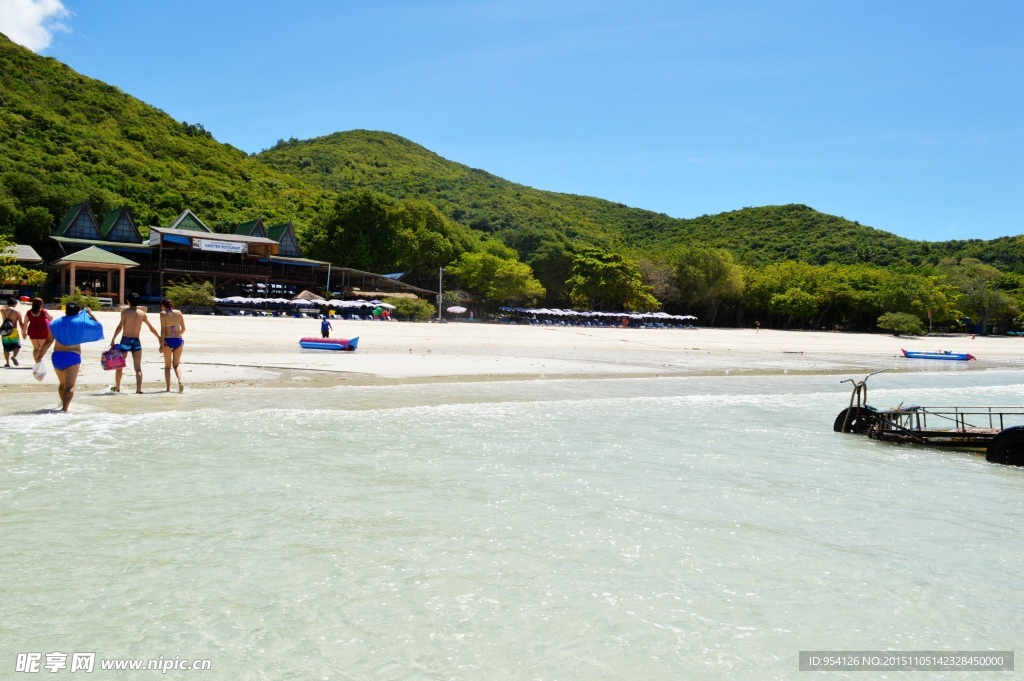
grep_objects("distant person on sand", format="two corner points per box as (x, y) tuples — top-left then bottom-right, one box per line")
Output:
(38, 303), (103, 412)
(25, 298), (53, 362)
(159, 297), (187, 393)
(321, 316), (332, 338)
(2, 297), (25, 367)
(109, 293), (160, 393)
(755, 320), (760, 333)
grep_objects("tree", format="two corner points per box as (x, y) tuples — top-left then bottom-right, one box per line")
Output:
(877, 312), (925, 336)
(447, 241), (545, 306)
(638, 255), (681, 307)
(304, 190), (395, 272)
(164, 279), (215, 312)
(672, 246), (744, 325)
(388, 199), (475, 282)
(743, 261), (821, 327)
(938, 258), (1016, 333)
(527, 241), (575, 306)
(769, 288), (818, 327)
(567, 248), (659, 312)
(13, 206), (54, 245)
(303, 192), (480, 289)
(876, 270), (954, 323)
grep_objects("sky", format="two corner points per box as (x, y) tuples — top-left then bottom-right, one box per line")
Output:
(1, 0), (1021, 241)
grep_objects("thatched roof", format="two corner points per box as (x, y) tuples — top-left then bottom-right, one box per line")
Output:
(293, 290), (325, 301)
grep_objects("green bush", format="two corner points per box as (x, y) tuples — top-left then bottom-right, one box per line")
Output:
(877, 311), (925, 336)
(60, 287), (101, 311)
(383, 296), (435, 321)
(163, 279), (215, 312)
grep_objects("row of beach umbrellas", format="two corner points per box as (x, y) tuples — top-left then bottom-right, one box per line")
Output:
(215, 296), (395, 309)
(500, 307), (697, 321)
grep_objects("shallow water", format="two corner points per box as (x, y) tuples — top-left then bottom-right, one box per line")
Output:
(2, 371), (1022, 679)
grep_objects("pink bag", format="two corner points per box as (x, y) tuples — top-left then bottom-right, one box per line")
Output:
(101, 347), (126, 370)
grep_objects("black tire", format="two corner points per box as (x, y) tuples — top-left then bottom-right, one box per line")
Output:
(833, 405), (877, 433)
(986, 426), (1024, 466)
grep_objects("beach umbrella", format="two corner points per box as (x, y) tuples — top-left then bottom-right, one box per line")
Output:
(447, 305), (467, 314)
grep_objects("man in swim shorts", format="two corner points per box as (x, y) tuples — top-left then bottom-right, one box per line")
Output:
(37, 303), (103, 412)
(109, 292), (160, 394)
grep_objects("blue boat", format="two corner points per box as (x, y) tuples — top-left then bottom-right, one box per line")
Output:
(901, 348), (975, 361)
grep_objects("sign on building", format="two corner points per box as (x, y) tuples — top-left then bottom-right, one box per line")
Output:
(196, 239), (247, 254)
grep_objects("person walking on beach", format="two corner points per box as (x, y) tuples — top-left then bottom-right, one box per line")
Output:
(159, 297), (186, 393)
(1, 297), (25, 366)
(2, 297), (25, 367)
(25, 298), (53, 362)
(321, 316), (332, 338)
(109, 293), (160, 393)
(37, 303), (103, 412)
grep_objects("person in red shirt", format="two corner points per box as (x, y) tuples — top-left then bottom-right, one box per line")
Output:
(25, 298), (53, 362)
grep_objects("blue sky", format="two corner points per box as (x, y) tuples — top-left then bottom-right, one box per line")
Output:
(2, 0), (1021, 241)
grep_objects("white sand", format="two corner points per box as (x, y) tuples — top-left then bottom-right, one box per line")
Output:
(2, 310), (1021, 393)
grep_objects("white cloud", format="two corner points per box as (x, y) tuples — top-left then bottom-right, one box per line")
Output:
(0, 0), (71, 52)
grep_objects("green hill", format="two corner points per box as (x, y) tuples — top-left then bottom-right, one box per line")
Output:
(2, 30), (1023, 279)
(256, 131), (626, 252)
(256, 131), (1024, 271)
(0, 32), (333, 244)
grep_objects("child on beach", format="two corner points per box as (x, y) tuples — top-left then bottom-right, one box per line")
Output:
(321, 316), (332, 338)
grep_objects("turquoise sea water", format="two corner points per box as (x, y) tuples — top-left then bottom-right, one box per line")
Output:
(2, 370), (1022, 679)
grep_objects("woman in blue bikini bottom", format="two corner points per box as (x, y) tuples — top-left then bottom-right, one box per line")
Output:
(39, 303), (102, 412)
(159, 297), (187, 393)
(51, 351), (81, 371)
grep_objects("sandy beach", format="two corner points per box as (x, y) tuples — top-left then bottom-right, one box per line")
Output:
(2, 310), (1022, 394)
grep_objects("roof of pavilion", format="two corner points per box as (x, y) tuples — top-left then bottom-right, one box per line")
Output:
(51, 246), (140, 267)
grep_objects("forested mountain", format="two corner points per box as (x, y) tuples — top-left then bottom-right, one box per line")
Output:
(0, 33), (333, 244)
(256, 131), (1024, 271)
(2, 28), (1020, 272)
(2, 31), (1024, 328)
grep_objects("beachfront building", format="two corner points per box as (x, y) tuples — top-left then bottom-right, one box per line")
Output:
(44, 201), (435, 303)
(0, 243), (46, 299)
(48, 202), (151, 303)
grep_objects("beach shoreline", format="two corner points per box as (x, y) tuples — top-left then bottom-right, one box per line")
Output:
(1, 310), (1020, 395)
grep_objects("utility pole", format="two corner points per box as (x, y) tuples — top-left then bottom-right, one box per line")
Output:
(437, 267), (444, 322)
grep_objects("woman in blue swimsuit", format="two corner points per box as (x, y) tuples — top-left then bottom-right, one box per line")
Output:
(159, 297), (187, 393)
(38, 303), (104, 412)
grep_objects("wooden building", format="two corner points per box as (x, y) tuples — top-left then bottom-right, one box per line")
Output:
(46, 201), (434, 302)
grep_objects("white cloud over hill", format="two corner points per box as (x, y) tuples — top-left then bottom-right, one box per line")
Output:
(0, 0), (70, 51)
